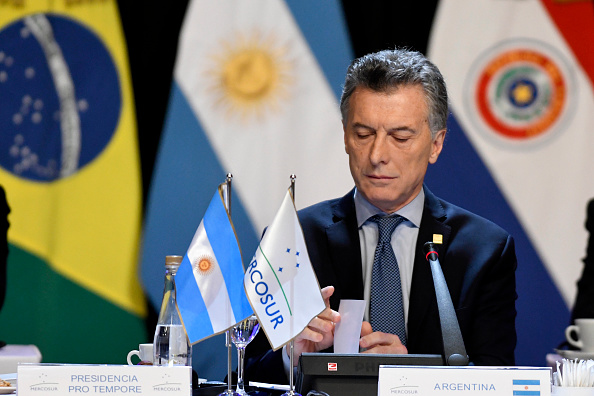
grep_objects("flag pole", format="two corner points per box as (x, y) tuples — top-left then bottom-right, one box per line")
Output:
(284, 174), (301, 396)
(221, 173), (237, 396)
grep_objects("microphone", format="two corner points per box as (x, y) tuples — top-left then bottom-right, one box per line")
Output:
(423, 242), (469, 366)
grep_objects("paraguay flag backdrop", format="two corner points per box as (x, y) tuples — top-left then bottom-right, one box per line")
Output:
(140, 0), (353, 380)
(0, 0), (146, 363)
(426, 0), (594, 365)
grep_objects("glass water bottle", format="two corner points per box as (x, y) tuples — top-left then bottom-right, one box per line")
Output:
(153, 255), (192, 366)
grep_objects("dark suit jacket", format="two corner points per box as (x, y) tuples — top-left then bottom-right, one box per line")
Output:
(572, 198), (594, 321)
(0, 186), (8, 314)
(244, 186), (517, 384)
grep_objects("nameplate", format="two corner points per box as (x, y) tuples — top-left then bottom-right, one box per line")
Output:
(378, 365), (551, 396)
(17, 364), (192, 396)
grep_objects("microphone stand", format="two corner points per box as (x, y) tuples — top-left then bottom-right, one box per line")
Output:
(423, 242), (469, 366)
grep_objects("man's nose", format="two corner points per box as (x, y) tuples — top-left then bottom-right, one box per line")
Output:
(369, 134), (389, 165)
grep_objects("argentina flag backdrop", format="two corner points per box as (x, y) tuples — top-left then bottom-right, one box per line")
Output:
(138, 0), (354, 380)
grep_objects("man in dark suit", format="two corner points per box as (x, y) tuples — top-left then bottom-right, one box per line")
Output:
(244, 48), (517, 384)
(572, 199), (594, 321)
(0, 186), (8, 314)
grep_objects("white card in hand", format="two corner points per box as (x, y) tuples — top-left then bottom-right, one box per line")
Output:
(334, 299), (366, 354)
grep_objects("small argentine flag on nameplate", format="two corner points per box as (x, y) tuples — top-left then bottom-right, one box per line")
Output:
(512, 379), (541, 396)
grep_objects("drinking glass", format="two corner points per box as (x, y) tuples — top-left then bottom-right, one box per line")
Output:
(231, 315), (260, 395)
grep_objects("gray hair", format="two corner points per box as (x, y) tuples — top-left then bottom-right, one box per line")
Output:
(340, 48), (449, 137)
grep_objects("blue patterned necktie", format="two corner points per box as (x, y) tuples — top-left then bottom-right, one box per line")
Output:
(369, 214), (407, 346)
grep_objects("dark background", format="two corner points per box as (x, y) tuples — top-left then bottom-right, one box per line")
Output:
(117, 0), (439, 209)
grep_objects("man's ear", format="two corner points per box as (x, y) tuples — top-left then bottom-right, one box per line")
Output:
(429, 129), (446, 164)
(343, 123), (349, 155)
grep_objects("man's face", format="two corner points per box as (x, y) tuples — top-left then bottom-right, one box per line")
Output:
(343, 85), (446, 213)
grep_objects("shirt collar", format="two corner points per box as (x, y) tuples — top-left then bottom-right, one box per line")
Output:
(354, 187), (424, 228)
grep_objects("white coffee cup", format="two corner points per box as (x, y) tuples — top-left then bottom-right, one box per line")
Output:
(552, 386), (594, 395)
(127, 343), (153, 365)
(565, 318), (594, 352)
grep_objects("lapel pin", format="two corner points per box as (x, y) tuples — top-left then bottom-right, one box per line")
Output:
(433, 234), (443, 244)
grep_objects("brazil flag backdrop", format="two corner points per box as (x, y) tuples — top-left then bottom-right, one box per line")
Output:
(0, 0), (146, 364)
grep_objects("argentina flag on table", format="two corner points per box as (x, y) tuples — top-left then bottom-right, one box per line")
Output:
(512, 379), (541, 396)
(427, 0), (594, 364)
(176, 184), (253, 344)
(140, 0), (352, 378)
(244, 190), (325, 350)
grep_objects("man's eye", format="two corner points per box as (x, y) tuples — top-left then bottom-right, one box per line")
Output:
(392, 132), (413, 143)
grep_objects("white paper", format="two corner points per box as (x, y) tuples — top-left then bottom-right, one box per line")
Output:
(333, 299), (366, 354)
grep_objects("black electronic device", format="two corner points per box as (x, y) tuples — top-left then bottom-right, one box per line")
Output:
(296, 353), (443, 396)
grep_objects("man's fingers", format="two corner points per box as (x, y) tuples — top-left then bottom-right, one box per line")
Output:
(316, 286), (340, 323)
(307, 314), (336, 333)
(363, 344), (408, 354)
(360, 331), (398, 348)
(360, 321), (373, 337)
(297, 326), (324, 343)
(321, 285), (335, 306)
(359, 331), (407, 354)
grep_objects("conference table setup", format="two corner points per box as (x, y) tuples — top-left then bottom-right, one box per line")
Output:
(1, 340), (594, 396)
(0, 306), (593, 396)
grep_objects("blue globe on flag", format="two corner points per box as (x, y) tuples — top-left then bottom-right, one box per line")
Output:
(0, 14), (121, 182)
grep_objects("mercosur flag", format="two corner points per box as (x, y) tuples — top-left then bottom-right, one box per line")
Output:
(427, 0), (594, 364)
(176, 184), (253, 344)
(244, 190), (325, 350)
(0, 0), (145, 363)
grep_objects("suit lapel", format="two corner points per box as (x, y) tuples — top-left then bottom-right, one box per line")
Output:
(407, 186), (452, 347)
(325, 190), (364, 303)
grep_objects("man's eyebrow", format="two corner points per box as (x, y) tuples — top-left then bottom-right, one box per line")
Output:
(351, 122), (375, 131)
(350, 122), (419, 134)
(388, 126), (418, 134)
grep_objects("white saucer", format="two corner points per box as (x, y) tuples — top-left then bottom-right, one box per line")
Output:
(0, 387), (15, 394)
(555, 349), (594, 360)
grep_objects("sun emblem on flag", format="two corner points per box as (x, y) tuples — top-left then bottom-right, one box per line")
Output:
(192, 255), (215, 276)
(206, 30), (293, 121)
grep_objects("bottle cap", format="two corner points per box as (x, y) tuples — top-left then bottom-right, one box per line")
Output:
(165, 255), (183, 267)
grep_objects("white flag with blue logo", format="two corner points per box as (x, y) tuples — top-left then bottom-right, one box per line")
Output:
(244, 190), (325, 350)
(176, 184), (253, 344)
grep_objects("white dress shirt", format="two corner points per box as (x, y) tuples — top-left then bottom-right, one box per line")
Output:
(354, 187), (425, 334)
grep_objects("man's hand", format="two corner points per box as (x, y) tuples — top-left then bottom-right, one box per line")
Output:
(359, 321), (408, 354)
(289, 286), (340, 365)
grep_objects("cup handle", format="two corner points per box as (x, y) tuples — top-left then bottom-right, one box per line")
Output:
(565, 325), (583, 349)
(127, 350), (140, 366)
